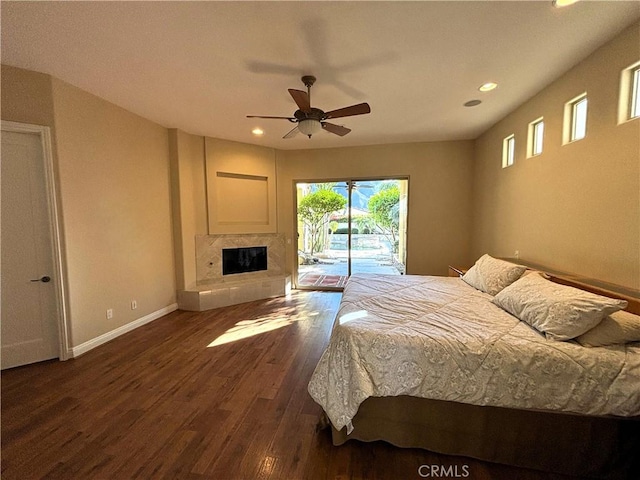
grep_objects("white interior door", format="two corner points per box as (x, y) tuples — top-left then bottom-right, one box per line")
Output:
(1, 129), (60, 369)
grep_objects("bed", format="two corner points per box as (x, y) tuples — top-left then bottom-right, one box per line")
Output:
(308, 256), (640, 479)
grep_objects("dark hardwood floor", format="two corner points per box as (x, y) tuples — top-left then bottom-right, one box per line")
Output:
(2, 291), (577, 480)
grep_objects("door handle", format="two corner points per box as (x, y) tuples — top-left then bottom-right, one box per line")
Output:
(31, 276), (51, 283)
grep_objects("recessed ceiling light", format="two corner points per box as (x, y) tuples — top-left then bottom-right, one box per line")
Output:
(479, 82), (498, 92)
(251, 128), (264, 136)
(552, 0), (580, 7)
(464, 100), (482, 107)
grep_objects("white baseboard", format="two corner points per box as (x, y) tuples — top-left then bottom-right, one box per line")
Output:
(71, 303), (178, 358)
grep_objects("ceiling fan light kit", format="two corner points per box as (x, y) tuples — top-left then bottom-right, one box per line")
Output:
(247, 75), (371, 139)
(298, 119), (322, 137)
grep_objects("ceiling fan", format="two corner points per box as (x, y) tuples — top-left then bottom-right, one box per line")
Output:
(247, 75), (371, 139)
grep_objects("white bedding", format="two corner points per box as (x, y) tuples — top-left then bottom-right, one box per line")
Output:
(308, 274), (640, 433)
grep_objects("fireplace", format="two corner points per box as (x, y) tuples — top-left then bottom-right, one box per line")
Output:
(196, 233), (284, 285)
(222, 246), (267, 275)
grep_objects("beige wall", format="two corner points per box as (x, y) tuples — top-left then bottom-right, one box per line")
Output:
(276, 141), (475, 277)
(205, 137), (277, 234)
(472, 23), (640, 289)
(2, 65), (176, 348)
(1, 65), (56, 128)
(2, 65), (177, 348)
(49, 78), (176, 345)
(169, 129), (208, 290)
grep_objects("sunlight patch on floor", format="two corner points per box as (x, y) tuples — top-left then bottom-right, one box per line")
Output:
(207, 309), (320, 347)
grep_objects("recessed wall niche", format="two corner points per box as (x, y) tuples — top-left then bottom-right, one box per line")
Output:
(205, 137), (277, 234)
(215, 172), (269, 225)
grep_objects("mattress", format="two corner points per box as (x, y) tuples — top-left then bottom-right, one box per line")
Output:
(308, 274), (640, 433)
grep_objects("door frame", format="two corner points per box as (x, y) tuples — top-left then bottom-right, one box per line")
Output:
(2, 120), (71, 361)
(293, 176), (410, 290)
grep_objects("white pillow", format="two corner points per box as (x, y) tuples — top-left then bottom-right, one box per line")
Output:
(461, 254), (526, 295)
(461, 264), (483, 290)
(576, 310), (640, 347)
(492, 272), (628, 341)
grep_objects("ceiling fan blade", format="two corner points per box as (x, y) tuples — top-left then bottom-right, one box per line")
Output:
(322, 122), (351, 136)
(324, 103), (371, 120)
(288, 89), (311, 113)
(247, 115), (295, 120)
(283, 125), (299, 139)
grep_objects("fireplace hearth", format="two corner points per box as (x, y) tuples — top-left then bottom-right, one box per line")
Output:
(181, 233), (289, 311)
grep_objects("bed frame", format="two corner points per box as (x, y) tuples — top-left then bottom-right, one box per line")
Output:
(328, 263), (640, 479)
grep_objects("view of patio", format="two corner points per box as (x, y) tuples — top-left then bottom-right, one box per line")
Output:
(296, 178), (408, 289)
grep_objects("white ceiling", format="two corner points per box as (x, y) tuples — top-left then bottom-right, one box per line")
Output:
(2, 1), (639, 150)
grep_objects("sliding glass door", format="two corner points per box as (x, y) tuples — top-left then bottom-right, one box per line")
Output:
(296, 178), (408, 290)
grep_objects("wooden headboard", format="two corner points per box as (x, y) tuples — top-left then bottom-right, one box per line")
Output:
(502, 258), (640, 315)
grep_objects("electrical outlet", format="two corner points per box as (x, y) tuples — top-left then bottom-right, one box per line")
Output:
(106, 308), (113, 319)
(131, 300), (137, 310)
(514, 250), (520, 259)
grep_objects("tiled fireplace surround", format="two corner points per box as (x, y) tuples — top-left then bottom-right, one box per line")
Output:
(177, 233), (291, 311)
